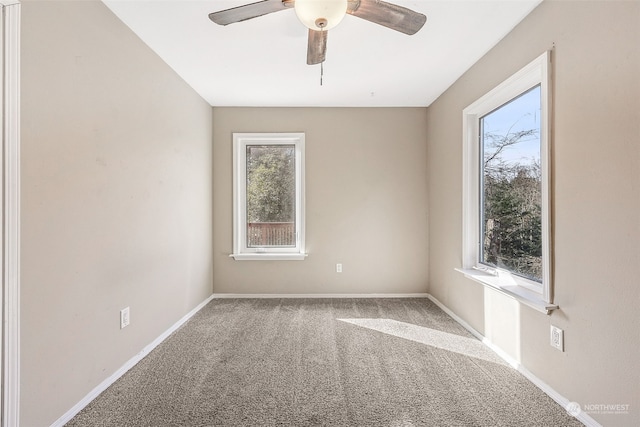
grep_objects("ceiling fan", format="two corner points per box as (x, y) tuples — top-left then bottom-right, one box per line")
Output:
(209, 0), (427, 66)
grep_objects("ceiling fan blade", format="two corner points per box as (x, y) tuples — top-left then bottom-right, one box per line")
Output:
(347, 0), (426, 35)
(307, 29), (327, 65)
(209, 0), (292, 26)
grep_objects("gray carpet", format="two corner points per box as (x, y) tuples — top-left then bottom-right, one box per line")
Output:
(66, 298), (583, 426)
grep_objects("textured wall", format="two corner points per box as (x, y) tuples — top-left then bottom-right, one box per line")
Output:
(426, 1), (640, 426)
(20, 1), (213, 425)
(213, 107), (428, 295)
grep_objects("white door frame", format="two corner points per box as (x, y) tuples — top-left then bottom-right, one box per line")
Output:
(0, 1), (20, 426)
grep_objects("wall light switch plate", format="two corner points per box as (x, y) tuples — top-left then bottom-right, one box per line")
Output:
(336, 263), (342, 273)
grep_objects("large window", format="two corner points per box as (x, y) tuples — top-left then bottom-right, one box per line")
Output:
(480, 85), (542, 284)
(231, 133), (306, 260)
(460, 52), (555, 313)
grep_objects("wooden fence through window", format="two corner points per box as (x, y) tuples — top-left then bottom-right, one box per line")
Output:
(247, 222), (295, 247)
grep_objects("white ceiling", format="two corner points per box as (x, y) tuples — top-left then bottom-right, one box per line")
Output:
(102, 0), (541, 107)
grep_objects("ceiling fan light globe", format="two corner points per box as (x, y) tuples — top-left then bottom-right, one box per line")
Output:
(295, 0), (347, 31)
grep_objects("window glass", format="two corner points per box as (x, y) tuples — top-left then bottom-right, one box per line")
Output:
(246, 145), (296, 248)
(480, 85), (542, 282)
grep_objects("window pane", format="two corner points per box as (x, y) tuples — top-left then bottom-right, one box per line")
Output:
(246, 145), (296, 247)
(480, 85), (542, 282)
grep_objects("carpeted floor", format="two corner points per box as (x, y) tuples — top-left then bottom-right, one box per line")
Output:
(66, 298), (583, 426)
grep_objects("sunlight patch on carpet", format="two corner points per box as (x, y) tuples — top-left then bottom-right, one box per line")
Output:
(337, 318), (507, 365)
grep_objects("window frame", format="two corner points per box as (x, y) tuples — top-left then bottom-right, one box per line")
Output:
(231, 132), (307, 261)
(458, 51), (556, 314)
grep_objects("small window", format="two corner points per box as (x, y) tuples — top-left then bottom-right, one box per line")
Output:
(231, 133), (306, 260)
(460, 52), (555, 313)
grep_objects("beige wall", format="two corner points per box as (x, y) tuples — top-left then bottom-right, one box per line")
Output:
(20, 1), (213, 425)
(213, 108), (428, 294)
(426, 1), (640, 426)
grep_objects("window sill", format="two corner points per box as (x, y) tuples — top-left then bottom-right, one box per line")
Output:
(230, 253), (308, 261)
(455, 268), (558, 315)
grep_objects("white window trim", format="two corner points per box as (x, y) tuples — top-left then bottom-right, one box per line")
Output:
(458, 51), (556, 314)
(230, 133), (307, 261)
(1, 2), (21, 425)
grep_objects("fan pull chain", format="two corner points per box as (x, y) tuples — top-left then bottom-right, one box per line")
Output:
(320, 61), (324, 86)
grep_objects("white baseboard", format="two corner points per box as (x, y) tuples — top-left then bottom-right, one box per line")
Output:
(212, 293), (429, 299)
(426, 294), (602, 427)
(50, 294), (215, 427)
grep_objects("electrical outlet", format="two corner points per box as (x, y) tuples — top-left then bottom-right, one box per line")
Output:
(120, 307), (130, 329)
(336, 263), (342, 273)
(550, 325), (564, 351)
